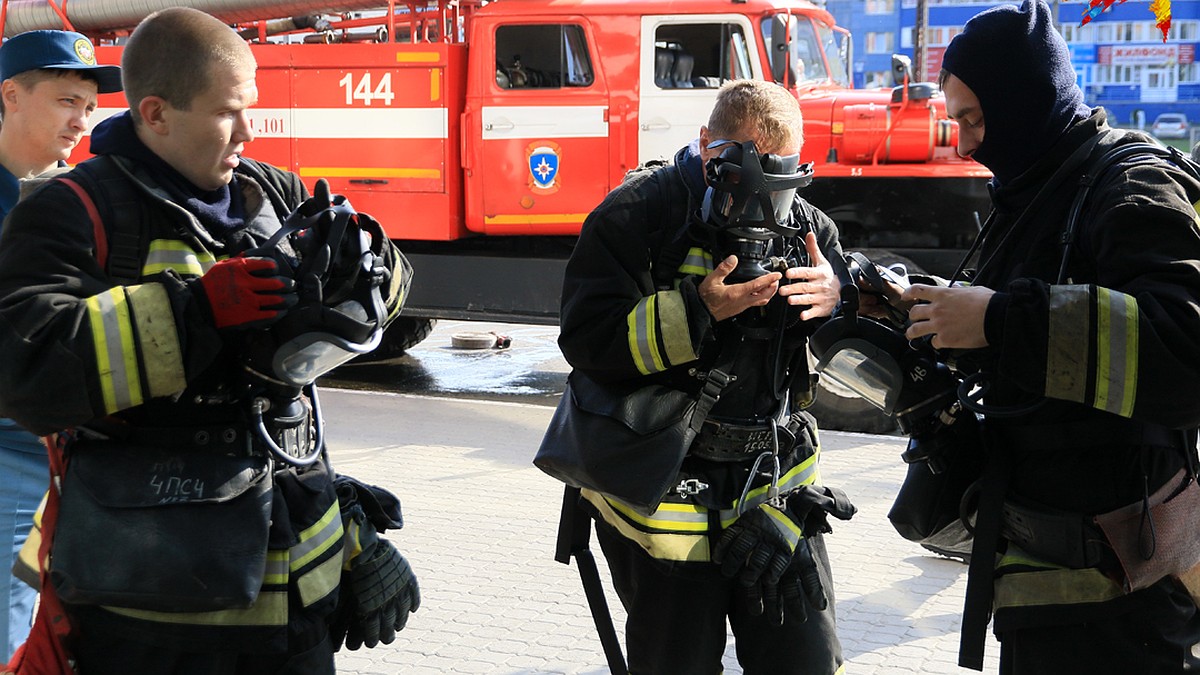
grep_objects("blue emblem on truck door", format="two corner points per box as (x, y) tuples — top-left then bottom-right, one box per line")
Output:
(527, 142), (561, 192)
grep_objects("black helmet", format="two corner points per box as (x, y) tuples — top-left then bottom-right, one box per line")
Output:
(700, 139), (813, 237)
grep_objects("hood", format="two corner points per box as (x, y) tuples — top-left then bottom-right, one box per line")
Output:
(941, 0), (1091, 184)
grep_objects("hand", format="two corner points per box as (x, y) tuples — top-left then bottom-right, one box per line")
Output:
(901, 284), (994, 349)
(335, 539), (421, 651)
(195, 255), (296, 330)
(777, 232), (840, 320)
(698, 255), (782, 321)
(712, 503), (800, 623)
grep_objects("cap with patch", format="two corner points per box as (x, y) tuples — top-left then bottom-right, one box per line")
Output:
(0, 30), (121, 93)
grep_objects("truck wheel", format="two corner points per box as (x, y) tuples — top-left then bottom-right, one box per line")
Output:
(804, 249), (925, 434)
(353, 317), (437, 363)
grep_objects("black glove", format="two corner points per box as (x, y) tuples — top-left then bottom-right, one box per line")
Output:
(768, 485), (857, 625)
(331, 538), (421, 651)
(712, 502), (801, 622)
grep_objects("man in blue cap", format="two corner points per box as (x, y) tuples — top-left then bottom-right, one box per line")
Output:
(0, 28), (120, 661)
(893, 0), (1200, 672)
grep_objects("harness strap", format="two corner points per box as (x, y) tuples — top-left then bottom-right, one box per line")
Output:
(58, 177), (106, 269)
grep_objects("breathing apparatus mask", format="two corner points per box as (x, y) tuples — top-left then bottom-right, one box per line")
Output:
(700, 139), (813, 283)
(808, 253), (979, 472)
(243, 179), (411, 466)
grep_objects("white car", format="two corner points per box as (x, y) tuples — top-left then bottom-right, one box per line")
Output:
(1151, 113), (1190, 139)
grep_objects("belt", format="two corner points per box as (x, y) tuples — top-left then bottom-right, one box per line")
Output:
(1000, 497), (1116, 570)
(80, 419), (255, 453)
(689, 417), (808, 462)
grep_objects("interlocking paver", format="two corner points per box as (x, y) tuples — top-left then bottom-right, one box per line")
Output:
(326, 389), (1001, 674)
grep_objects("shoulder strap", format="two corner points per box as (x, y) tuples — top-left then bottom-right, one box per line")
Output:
(59, 158), (146, 284)
(649, 163), (695, 290)
(56, 177), (107, 268)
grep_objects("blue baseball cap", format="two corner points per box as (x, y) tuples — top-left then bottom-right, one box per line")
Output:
(0, 30), (121, 93)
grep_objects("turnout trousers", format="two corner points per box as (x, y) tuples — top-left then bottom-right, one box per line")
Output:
(594, 517), (843, 675)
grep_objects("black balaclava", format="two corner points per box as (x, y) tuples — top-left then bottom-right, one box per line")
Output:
(941, 0), (1091, 184)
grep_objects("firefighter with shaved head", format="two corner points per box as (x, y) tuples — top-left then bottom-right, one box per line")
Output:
(0, 8), (418, 673)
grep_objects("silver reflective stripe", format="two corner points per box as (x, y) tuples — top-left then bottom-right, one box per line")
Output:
(680, 247), (713, 277)
(85, 287), (141, 413)
(627, 294), (665, 374)
(1093, 287), (1138, 417)
(289, 501), (343, 571)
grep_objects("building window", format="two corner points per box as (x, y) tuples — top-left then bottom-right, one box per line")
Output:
(865, 0), (895, 13)
(864, 70), (891, 88)
(866, 31), (894, 54)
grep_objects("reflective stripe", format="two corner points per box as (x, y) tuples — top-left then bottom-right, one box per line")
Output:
(289, 501), (344, 572)
(1046, 285), (1090, 404)
(994, 567), (1124, 609)
(86, 287), (142, 413)
(603, 496), (710, 533)
(1093, 288), (1138, 417)
(297, 547), (343, 608)
(657, 291), (698, 366)
(142, 239), (216, 277)
(262, 550), (290, 586)
(763, 504), (802, 549)
(627, 294), (665, 375)
(679, 247), (713, 277)
(125, 283), (186, 399)
(584, 489), (710, 562)
(720, 451), (822, 526)
(105, 590), (289, 626)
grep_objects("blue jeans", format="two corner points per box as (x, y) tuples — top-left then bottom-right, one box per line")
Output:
(0, 423), (47, 662)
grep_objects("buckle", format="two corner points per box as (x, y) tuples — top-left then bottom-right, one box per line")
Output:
(674, 478), (710, 497)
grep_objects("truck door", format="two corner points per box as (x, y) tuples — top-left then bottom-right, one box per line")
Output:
(468, 18), (609, 235)
(638, 15), (760, 162)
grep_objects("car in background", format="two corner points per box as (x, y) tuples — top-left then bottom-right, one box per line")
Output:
(1151, 113), (1190, 139)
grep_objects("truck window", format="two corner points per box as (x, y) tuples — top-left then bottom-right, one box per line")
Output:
(653, 22), (753, 90)
(495, 24), (594, 89)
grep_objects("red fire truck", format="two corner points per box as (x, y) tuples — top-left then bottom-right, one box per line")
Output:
(6, 0), (991, 431)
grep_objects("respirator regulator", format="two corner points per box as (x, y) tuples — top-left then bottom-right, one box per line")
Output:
(244, 179), (409, 466)
(700, 139), (814, 283)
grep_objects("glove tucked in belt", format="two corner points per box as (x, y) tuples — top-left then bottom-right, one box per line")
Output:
(712, 485), (856, 625)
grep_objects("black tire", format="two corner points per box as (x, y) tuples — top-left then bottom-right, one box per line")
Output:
(352, 317), (436, 363)
(804, 249), (924, 434)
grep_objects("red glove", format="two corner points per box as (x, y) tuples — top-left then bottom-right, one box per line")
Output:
(196, 256), (296, 330)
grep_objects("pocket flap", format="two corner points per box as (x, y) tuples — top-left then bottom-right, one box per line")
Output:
(568, 371), (695, 435)
(68, 441), (269, 508)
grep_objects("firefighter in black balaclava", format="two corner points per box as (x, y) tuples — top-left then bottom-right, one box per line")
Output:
(895, 1), (1200, 672)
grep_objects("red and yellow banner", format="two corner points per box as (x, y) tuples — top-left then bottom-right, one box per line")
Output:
(1082, 0), (1172, 42)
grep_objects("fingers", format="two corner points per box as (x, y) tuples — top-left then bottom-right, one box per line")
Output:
(379, 604), (398, 646)
(779, 573), (809, 624)
(803, 231), (827, 266)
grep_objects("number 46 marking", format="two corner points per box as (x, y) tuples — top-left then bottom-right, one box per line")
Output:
(339, 72), (395, 106)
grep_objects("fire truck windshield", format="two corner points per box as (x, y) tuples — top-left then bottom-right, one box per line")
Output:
(761, 13), (850, 88)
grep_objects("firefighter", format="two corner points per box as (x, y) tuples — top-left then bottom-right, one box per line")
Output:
(0, 9), (417, 673)
(558, 79), (856, 674)
(0, 29), (120, 661)
(896, 1), (1200, 671)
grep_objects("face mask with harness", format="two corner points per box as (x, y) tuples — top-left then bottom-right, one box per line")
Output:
(243, 179), (411, 467)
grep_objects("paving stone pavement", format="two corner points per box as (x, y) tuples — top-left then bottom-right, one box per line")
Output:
(322, 387), (1000, 674)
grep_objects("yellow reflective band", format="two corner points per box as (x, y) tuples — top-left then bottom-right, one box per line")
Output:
(997, 544), (1064, 572)
(125, 283), (186, 399)
(262, 550), (290, 586)
(763, 504), (802, 548)
(1046, 285), (1090, 404)
(721, 451), (821, 527)
(679, 247), (713, 277)
(297, 547), (343, 608)
(86, 288), (143, 413)
(603, 496), (709, 533)
(627, 294), (665, 375)
(105, 590), (289, 626)
(1094, 288), (1139, 417)
(657, 290), (698, 367)
(994, 567), (1124, 609)
(583, 490), (710, 561)
(142, 240), (216, 277)
(290, 501), (344, 571)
